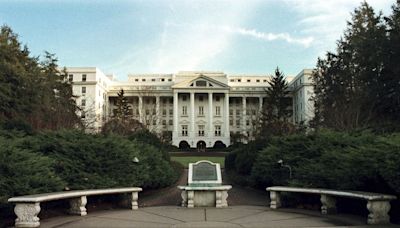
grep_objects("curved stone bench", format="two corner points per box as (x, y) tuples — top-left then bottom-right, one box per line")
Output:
(178, 185), (232, 208)
(266, 186), (397, 225)
(8, 187), (142, 228)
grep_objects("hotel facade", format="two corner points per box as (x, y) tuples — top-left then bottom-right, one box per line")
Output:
(67, 67), (314, 149)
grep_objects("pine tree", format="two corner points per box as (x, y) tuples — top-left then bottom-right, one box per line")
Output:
(114, 89), (132, 122)
(380, 0), (400, 130)
(312, 2), (388, 131)
(259, 67), (293, 137)
(0, 25), (81, 130)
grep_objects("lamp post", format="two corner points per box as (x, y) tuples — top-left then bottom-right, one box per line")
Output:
(277, 159), (292, 179)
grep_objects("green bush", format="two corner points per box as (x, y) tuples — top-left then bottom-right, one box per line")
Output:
(250, 131), (400, 194)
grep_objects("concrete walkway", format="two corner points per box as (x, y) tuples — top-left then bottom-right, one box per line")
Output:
(39, 205), (397, 228)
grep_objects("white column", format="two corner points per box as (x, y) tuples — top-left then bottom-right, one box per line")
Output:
(190, 92), (195, 138)
(138, 96), (143, 123)
(242, 96), (247, 135)
(173, 92), (178, 133)
(224, 93), (230, 137)
(208, 92), (213, 137)
(156, 96), (160, 125)
(259, 96), (263, 113)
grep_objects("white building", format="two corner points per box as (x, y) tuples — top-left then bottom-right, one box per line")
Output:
(66, 67), (314, 149)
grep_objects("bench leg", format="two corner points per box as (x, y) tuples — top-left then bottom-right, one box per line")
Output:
(69, 196), (87, 216)
(187, 190), (194, 208)
(320, 194), (337, 214)
(14, 203), (41, 228)
(130, 192), (139, 210)
(270, 191), (281, 209)
(180, 190), (187, 207)
(367, 200), (391, 224)
(217, 190), (229, 208)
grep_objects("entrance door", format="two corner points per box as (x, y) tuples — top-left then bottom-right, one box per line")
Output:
(196, 141), (206, 152)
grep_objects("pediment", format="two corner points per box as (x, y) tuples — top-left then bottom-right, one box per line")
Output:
(172, 75), (229, 89)
(196, 120), (207, 125)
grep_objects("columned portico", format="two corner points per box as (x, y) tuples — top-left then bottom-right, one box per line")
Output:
(208, 92), (213, 138)
(224, 93), (230, 139)
(242, 96), (247, 136)
(190, 92), (195, 138)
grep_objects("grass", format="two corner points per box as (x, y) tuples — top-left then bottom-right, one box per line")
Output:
(171, 156), (225, 168)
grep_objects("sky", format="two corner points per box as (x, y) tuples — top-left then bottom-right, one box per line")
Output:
(0, 0), (394, 80)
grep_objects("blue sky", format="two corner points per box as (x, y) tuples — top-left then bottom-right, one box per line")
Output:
(0, 0), (394, 80)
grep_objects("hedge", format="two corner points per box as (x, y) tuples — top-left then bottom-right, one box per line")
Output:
(0, 128), (180, 225)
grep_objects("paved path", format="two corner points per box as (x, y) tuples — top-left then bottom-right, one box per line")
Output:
(28, 169), (400, 227)
(40, 205), (396, 228)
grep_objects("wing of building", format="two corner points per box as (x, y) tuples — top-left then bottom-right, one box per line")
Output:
(65, 67), (314, 149)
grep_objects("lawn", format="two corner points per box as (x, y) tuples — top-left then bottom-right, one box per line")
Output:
(171, 156), (225, 168)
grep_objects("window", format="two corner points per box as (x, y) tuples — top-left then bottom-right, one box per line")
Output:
(229, 119), (233, 125)
(215, 96), (220, 102)
(168, 79), (172, 81)
(81, 112), (85, 119)
(198, 106), (204, 116)
(82, 74), (87, 82)
(153, 119), (156, 125)
(169, 109), (173, 115)
(252, 110), (256, 115)
(263, 79), (267, 82)
(146, 109), (150, 115)
(135, 79), (139, 82)
(198, 125), (205, 136)
(152, 109), (156, 115)
(162, 120), (166, 125)
(236, 119), (240, 126)
(81, 99), (86, 107)
(142, 78), (146, 82)
(182, 95), (187, 101)
(169, 98), (173, 104)
(182, 106), (187, 116)
(246, 119), (250, 126)
(230, 79), (234, 82)
(146, 120), (150, 125)
(229, 109), (233, 116)
(256, 79), (260, 82)
(236, 110), (240, 116)
(68, 74), (73, 82)
(82, 87), (86, 94)
(151, 78), (156, 82)
(169, 119), (173, 125)
(215, 106), (221, 116)
(199, 96), (203, 101)
(238, 79), (241, 82)
(182, 125), (188, 136)
(196, 80), (207, 87)
(162, 109), (167, 116)
(247, 79), (251, 82)
(161, 78), (165, 82)
(215, 125), (221, 136)
(163, 99), (167, 104)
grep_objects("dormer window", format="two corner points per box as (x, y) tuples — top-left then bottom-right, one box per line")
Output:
(196, 80), (207, 87)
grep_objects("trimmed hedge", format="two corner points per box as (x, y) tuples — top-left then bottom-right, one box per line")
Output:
(226, 131), (400, 194)
(0, 128), (180, 225)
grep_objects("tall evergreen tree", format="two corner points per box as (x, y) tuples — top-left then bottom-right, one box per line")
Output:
(380, 0), (400, 129)
(259, 67), (293, 137)
(312, 2), (388, 131)
(114, 89), (132, 122)
(0, 25), (81, 130)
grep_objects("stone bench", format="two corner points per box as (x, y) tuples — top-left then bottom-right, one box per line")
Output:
(266, 186), (397, 225)
(178, 185), (232, 208)
(8, 187), (142, 228)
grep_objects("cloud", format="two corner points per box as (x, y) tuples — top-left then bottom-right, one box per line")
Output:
(287, 0), (393, 52)
(227, 26), (314, 47)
